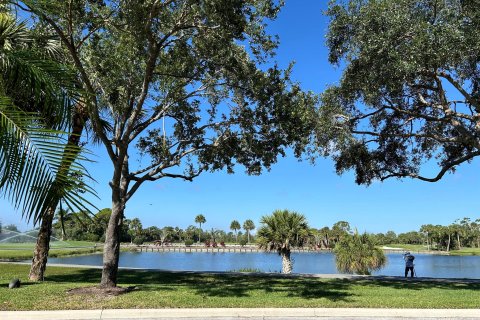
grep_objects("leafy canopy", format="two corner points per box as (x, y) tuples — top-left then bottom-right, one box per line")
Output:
(322, 0), (480, 184)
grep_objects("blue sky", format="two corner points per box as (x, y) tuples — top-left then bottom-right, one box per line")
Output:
(1, 0), (479, 234)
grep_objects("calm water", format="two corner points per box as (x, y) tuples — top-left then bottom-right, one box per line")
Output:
(48, 252), (480, 279)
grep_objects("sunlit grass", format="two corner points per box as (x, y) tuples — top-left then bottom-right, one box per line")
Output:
(1, 263), (479, 310)
(0, 242), (101, 260)
(383, 244), (480, 256)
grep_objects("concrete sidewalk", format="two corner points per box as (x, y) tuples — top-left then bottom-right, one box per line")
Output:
(2, 308), (480, 320)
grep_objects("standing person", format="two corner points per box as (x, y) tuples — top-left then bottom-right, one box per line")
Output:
(404, 252), (415, 278)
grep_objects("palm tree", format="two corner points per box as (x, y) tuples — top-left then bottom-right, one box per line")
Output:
(334, 231), (386, 275)
(194, 214), (206, 243)
(0, 12), (96, 280)
(243, 219), (255, 243)
(257, 210), (310, 274)
(128, 218), (143, 243)
(230, 220), (241, 243)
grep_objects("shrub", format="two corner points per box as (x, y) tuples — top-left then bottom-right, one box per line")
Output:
(133, 237), (145, 245)
(334, 232), (386, 275)
(84, 233), (100, 242)
(239, 238), (248, 247)
(184, 239), (194, 246)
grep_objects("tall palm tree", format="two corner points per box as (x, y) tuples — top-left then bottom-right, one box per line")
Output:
(194, 214), (206, 243)
(257, 210), (310, 274)
(230, 220), (240, 243)
(334, 231), (386, 275)
(0, 12), (95, 280)
(243, 219), (255, 243)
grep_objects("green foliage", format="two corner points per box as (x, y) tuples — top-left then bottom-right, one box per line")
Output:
(239, 237), (248, 247)
(334, 232), (386, 275)
(257, 210), (311, 252)
(323, 0), (480, 184)
(0, 11), (95, 224)
(19, 0), (320, 286)
(184, 239), (194, 246)
(195, 215), (206, 226)
(133, 237), (145, 246)
(230, 220), (241, 232)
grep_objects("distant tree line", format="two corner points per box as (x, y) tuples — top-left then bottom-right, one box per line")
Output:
(48, 209), (258, 246)
(6, 209), (479, 253)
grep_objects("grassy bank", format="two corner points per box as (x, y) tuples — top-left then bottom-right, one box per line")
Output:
(1, 263), (479, 310)
(0, 242), (101, 260)
(384, 244), (480, 256)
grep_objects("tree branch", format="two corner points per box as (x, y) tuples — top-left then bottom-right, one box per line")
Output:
(380, 151), (480, 182)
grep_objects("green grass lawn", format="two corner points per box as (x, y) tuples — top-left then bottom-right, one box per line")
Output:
(449, 248), (480, 256)
(0, 242), (101, 260)
(383, 244), (480, 256)
(1, 263), (479, 310)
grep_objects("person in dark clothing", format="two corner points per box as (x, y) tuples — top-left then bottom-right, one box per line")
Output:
(404, 252), (415, 277)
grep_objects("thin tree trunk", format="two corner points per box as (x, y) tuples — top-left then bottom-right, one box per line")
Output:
(447, 234), (451, 252)
(198, 223), (201, 243)
(29, 106), (87, 281)
(281, 251), (292, 274)
(28, 208), (54, 281)
(457, 234), (462, 250)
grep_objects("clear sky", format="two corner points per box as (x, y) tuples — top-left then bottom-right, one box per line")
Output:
(1, 0), (479, 234)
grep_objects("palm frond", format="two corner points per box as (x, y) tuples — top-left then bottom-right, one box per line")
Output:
(0, 97), (96, 224)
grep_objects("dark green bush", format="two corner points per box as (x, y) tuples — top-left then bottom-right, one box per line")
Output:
(184, 239), (194, 246)
(133, 237), (145, 245)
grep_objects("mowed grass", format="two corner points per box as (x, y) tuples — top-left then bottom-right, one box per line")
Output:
(1, 263), (480, 310)
(0, 242), (101, 260)
(383, 244), (480, 256)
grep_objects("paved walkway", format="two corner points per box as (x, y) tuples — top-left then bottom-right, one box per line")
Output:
(2, 308), (480, 320)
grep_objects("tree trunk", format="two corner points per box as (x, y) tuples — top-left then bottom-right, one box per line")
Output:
(198, 223), (201, 243)
(447, 234), (451, 252)
(281, 251), (292, 274)
(29, 105), (87, 281)
(100, 199), (123, 288)
(457, 234), (462, 250)
(29, 208), (54, 281)
(247, 231), (250, 243)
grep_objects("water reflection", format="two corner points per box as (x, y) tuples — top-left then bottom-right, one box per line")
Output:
(47, 252), (480, 279)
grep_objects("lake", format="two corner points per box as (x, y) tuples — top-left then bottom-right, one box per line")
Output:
(48, 252), (480, 279)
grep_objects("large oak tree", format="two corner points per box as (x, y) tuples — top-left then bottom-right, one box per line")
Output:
(322, 0), (480, 184)
(20, 0), (319, 288)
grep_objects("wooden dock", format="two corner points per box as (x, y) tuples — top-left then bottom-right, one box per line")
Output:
(134, 245), (328, 253)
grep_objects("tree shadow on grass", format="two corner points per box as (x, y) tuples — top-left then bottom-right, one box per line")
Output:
(44, 267), (102, 284)
(43, 268), (480, 302)
(120, 271), (355, 301)
(44, 269), (354, 301)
